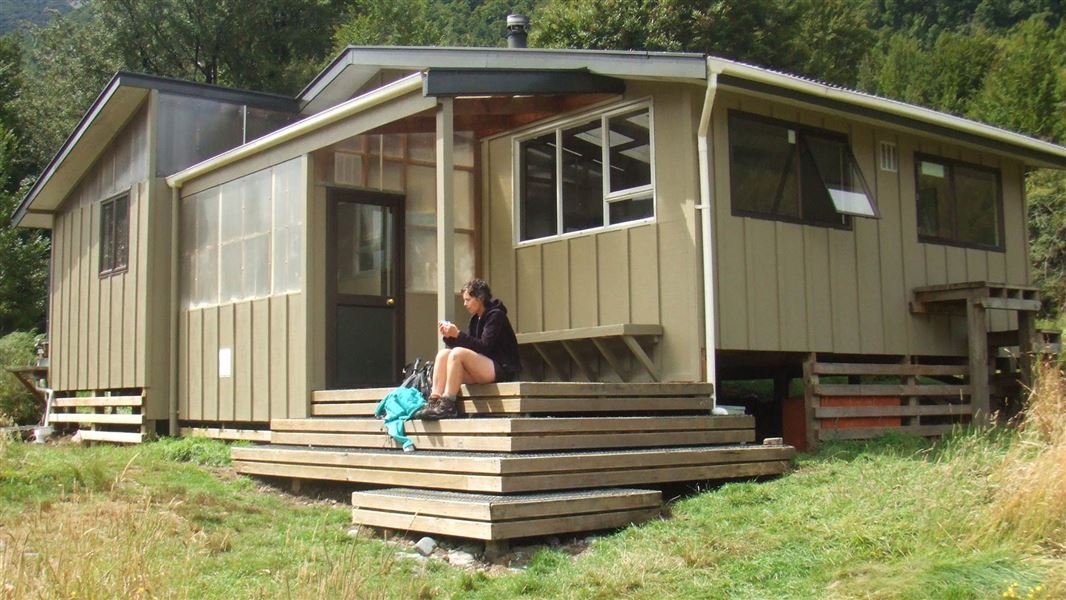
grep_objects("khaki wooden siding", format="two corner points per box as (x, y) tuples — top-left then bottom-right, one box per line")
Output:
(484, 82), (704, 382)
(711, 91), (1028, 356)
(49, 106), (152, 395)
(179, 294), (306, 423)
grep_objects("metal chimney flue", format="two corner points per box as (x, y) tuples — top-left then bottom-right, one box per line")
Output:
(507, 14), (529, 48)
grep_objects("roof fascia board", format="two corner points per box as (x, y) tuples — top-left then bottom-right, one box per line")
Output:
(711, 60), (1066, 169)
(12, 75), (134, 227)
(168, 72), (426, 189)
(423, 68), (625, 97)
(299, 47), (706, 105)
(118, 72), (298, 112)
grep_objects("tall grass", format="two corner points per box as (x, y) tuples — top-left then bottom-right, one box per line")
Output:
(988, 361), (1066, 551)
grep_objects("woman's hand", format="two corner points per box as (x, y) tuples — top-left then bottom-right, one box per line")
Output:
(438, 321), (459, 338)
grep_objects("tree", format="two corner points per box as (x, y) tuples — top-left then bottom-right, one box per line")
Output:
(968, 17), (1066, 140)
(96, 0), (344, 94)
(857, 29), (997, 116)
(332, 0), (442, 49)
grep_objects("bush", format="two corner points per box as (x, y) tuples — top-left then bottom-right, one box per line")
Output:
(0, 330), (41, 425)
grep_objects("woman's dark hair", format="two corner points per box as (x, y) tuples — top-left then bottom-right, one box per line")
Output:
(461, 279), (492, 304)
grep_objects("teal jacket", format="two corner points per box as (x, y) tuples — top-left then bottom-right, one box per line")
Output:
(374, 387), (426, 450)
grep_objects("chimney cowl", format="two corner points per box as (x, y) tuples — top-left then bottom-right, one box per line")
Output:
(507, 14), (529, 48)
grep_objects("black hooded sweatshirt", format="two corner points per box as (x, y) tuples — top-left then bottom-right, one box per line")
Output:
(443, 298), (522, 376)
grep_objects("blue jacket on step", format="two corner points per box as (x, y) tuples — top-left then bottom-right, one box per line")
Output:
(374, 387), (426, 450)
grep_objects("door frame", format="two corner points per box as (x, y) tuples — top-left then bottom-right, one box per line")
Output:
(325, 187), (406, 388)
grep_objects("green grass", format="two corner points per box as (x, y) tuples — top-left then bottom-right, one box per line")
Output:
(1, 431), (1062, 599)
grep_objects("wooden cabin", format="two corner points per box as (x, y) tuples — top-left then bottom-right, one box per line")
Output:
(13, 48), (1066, 448)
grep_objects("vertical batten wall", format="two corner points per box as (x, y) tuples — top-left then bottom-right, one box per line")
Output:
(484, 82), (705, 382)
(49, 105), (151, 394)
(710, 90), (1028, 357)
(178, 158), (308, 423)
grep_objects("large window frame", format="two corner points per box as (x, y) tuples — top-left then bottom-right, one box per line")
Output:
(914, 153), (1005, 252)
(727, 110), (878, 230)
(514, 99), (656, 245)
(99, 190), (130, 277)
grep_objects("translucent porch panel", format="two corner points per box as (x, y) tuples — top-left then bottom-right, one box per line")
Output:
(313, 131), (477, 294)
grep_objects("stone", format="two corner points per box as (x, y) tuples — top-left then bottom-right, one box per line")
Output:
(447, 550), (476, 568)
(414, 536), (437, 556)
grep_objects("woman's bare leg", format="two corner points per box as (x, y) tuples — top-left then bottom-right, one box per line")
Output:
(443, 348), (496, 397)
(430, 348), (450, 398)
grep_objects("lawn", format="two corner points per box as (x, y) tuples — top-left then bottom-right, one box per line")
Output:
(2, 367), (1063, 599)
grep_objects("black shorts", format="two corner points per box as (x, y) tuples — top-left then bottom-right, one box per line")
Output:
(492, 360), (517, 383)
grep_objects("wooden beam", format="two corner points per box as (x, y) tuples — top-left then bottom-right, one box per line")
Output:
(52, 395), (144, 407)
(811, 363), (969, 377)
(817, 424), (958, 441)
(516, 324), (663, 345)
(815, 404), (972, 418)
(531, 343), (565, 379)
(1017, 311), (1036, 390)
(561, 340), (593, 381)
(76, 430), (143, 444)
(812, 384), (971, 397)
(592, 338), (628, 381)
(50, 413), (143, 425)
(622, 335), (660, 382)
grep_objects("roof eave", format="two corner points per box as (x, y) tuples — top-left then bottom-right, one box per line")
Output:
(709, 57), (1066, 169)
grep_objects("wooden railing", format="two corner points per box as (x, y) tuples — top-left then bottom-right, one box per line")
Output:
(803, 356), (972, 448)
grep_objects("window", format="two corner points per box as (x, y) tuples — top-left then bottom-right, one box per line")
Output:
(181, 158), (305, 308)
(517, 103), (654, 242)
(99, 192), (129, 276)
(915, 154), (1002, 250)
(728, 111), (877, 228)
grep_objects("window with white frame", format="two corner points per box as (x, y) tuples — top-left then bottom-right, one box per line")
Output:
(517, 102), (654, 242)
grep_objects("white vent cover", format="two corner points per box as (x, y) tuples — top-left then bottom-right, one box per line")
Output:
(879, 141), (898, 172)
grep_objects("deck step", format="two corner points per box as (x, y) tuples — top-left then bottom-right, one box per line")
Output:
(312, 382), (714, 417)
(232, 444), (794, 493)
(270, 415), (755, 452)
(351, 488), (662, 540)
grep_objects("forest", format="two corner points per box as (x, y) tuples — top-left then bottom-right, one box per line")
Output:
(0, 0), (1063, 345)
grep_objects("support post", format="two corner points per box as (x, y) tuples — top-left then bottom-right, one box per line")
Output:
(803, 353), (818, 451)
(1016, 311), (1036, 391)
(436, 99), (456, 335)
(966, 300), (990, 426)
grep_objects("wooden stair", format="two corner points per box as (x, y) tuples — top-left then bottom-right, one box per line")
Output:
(351, 488), (662, 541)
(270, 415), (755, 452)
(311, 381), (713, 417)
(49, 394), (147, 444)
(234, 381), (795, 543)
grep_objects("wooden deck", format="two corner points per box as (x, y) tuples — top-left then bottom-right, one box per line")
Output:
(234, 381), (795, 542)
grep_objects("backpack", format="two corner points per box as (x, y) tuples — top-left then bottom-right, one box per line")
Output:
(399, 357), (434, 400)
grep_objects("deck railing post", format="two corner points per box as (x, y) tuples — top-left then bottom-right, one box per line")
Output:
(966, 300), (990, 426)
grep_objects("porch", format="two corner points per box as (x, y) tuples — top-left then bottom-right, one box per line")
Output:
(233, 381), (794, 545)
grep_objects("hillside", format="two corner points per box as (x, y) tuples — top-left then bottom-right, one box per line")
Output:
(0, 0), (72, 35)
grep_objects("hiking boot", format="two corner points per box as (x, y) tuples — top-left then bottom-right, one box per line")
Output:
(421, 395), (458, 419)
(419, 396), (442, 420)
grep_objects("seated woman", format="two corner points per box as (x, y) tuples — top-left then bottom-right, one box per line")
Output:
(422, 279), (521, 419)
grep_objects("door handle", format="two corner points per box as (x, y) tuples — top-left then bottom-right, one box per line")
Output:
(386, 297), (396, 306)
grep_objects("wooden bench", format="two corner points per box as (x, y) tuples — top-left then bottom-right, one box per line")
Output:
(516, 324), (664, 382)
